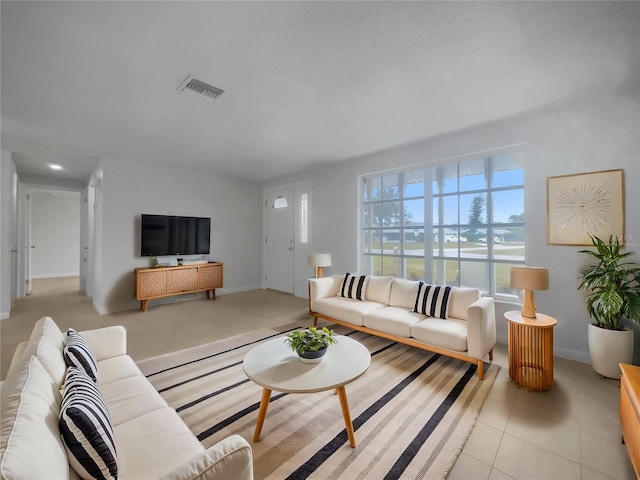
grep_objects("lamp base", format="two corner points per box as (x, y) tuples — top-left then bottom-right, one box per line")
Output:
(315, 266), (324, 278)
(521, 289), (537, 318)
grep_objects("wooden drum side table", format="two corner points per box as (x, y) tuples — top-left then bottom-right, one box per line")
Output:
(506, 311), (557, 391)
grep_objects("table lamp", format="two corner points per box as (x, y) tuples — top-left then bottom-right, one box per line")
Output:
(308, 253), (332, 278)
(510, 266), (549, 318)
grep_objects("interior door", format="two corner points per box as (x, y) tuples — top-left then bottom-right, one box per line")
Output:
(266, 188), (294, 293)
(23, 189), (32, 295)
(9, 177), (18, 307)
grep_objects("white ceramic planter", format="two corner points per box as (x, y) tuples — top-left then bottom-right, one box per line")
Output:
(588, 323), (634, 379)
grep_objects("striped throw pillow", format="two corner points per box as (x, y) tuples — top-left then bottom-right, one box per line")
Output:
(338, 273), (369, 301)
(413, 282), (452, 319)
(59, 367), (117, 480)
(64, 328), (98, 382)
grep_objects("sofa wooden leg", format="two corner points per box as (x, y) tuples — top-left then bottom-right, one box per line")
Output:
(477, 360), (484, 380)
(313, 315), (318, 326)
(488, 348), (494, 361)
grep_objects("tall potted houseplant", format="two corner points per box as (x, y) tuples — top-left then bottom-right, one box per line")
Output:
(578, 235), (640, 378)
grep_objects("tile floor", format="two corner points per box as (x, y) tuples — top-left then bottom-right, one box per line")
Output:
(1, 277), (635, 480)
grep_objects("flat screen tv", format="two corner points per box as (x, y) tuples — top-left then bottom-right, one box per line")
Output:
(140, 214), (210, 257)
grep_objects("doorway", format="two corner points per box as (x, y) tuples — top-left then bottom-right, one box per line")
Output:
(266, 188), (294, 293)
(19, 187), (83, 299)
(264, 180), (312, 298)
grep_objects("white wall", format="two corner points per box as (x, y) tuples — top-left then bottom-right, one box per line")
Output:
(30, 189), (80, 278)
(92, 158), (263, 313)
(264, 89), (640, 364)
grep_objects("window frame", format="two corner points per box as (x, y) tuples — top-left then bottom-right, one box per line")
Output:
(359, 146), (525, 300)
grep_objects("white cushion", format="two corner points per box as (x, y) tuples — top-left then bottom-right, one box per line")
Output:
(365, 276), (393, 304)
(100, 376), (168, 426)
(79, 326), (127, 361)
(364, 307), (425, 337)
(158, 435), (253, 480)
(6, 342), (28, 374)
(97, 355), (145, 386)
(15, 316), (67, 386)
(314, 297), (385, 326)
(0, 356), (69, 480)
(411, 318), (468, 352)
(115, 408), (205, 480)
(448, 287), (481, 321)
(389, 278), (421, 309)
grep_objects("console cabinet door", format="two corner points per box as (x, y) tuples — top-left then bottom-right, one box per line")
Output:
(199, 264), (223, 289)
(137, 270), (167, 299)
(167, 267), (198, 294)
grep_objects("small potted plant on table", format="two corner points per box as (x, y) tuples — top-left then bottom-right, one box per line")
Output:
(578, 234), (640, 378)
(284, 326), (337, 363)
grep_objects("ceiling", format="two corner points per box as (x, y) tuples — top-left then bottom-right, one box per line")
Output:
(1, 1), (637, 184)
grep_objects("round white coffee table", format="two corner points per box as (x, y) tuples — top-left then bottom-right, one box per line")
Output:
(243, 334), (370, 447)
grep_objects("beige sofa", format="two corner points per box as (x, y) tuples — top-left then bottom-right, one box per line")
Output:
(0, 317), (253, 480)
(309, 275), (496, 379)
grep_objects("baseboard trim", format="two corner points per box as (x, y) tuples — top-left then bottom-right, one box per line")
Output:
(93, 285), (264, 315)
(553, 345), (591, 364)
(31, 272), (80, 279)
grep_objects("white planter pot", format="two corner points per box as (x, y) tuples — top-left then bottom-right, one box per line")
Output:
(588, 323), (634, 379)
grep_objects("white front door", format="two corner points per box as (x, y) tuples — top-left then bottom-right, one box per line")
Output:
(266, 188), (294, 293)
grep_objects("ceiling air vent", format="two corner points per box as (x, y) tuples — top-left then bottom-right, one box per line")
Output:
(177, 75), (224, 100)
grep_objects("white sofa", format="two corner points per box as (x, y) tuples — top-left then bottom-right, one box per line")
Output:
(309, 275), (496, 379)
(0, 317), (253, 480)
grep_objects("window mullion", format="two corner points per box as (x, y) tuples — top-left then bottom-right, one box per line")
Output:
(424, 166), (434, 283)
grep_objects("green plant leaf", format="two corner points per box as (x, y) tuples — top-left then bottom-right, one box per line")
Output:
(578, 234), (640, 329)
(624, 293), (640, 323)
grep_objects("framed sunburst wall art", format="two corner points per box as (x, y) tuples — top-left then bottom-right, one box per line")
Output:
(547, 169), (624, 246)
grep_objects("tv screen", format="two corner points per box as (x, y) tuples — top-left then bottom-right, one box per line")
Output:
(140, 214), (210, 257)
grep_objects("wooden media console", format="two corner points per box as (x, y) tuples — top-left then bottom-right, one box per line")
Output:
(620, 363), (640, 478)
(135, 262), (223, 312)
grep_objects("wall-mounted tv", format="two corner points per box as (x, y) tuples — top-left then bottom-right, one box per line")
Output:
(140, 214), (210, 257)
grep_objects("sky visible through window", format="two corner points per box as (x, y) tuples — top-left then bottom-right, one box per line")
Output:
(402, 165), (524, 224)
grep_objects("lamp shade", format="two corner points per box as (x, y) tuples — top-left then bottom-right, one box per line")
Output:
(510, 266), (549, 318)
(308, 253), (332, 267)
(510, 266), (549, 291)
(308, 253), (332, 278)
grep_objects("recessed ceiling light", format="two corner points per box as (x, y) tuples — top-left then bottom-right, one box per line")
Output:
(49, 164), (63, 171)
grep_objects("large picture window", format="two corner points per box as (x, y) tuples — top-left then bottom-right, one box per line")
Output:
(361, 149), (524, 297)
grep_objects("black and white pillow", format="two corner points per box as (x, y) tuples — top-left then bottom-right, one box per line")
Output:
(413, 282), (452, 319)
(64, 328), (98, 382)
(59, 367), (117, 480)
(338, 273), (369, 301)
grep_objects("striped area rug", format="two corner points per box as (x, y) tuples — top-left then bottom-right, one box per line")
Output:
(138, 324), (499, 480)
